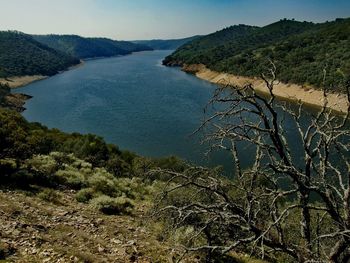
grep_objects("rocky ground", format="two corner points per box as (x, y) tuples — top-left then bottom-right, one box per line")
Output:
(0, 189), (174, 263)
(3, 93), (32, 112)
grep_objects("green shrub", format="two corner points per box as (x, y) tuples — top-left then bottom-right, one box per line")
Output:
(114, 177), (154, 200)
(55, 170), (87, 189)
(37, 188), (62, 205)
(0, 158), (17, 173)
(25, 154), (61, 186)
(75, 188), (95, 203)
(90, 195), (134, 215)
(50, 152), (76, 165)
(26, 154), (58, 175)
(88, 173), (119, 197)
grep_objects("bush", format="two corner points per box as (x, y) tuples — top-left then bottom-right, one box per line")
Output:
(37, 188), (62, 205)
(75, 188), (95, 203)
(88, 172), (119, 197)
(90, 195), (134, 215)
(25, 154), (58, 175)
(114, 177), (155, 200)
(55, 170), (87, 189)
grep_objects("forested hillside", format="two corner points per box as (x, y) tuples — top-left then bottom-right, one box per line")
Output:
(133, 35), (200, 50)
(164, 18), (350, 89)
(0, 31), (80, 78)
(33, 35), (153, 59)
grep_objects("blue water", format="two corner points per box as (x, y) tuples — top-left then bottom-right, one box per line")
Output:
(16, 51), (234, 171)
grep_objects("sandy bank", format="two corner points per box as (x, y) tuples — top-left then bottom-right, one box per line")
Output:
(182, 64), (349, 113)
(0, 75), (48, 88)
(0, 60), (84, 89)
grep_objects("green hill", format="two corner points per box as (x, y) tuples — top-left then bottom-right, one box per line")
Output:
(0, 31), (80, 78)
(163, 18), (350, 89)
(33, 34), (153, 59)
(133, 36), (200, 50)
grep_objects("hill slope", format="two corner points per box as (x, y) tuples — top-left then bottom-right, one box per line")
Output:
(164, 18), (350, 89)
(0, 105), (269, 263)
(133, 36), (200, 50)
(0, 189), (171, 262)
(33, 35), (153, 59)
(0, 31), (80, 78)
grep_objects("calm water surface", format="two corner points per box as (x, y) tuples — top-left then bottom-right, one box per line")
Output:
(16, 51), (234, 171)
(16, 50), (333, 175)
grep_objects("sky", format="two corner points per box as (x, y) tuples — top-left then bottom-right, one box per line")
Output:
(0, 0), (349, 40)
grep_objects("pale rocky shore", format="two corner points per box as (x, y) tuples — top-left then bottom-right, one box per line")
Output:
(0, 76), (41, 112)
(0, 61), (84, 89)
(0, 75), (48, 88)
(182, 64), (349, 113)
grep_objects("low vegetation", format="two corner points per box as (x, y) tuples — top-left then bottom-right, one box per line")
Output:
(0, 106), (192, 261)
(0, 105), (268, 262)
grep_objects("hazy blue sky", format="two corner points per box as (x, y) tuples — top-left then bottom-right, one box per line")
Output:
(0, 0), (349, 40)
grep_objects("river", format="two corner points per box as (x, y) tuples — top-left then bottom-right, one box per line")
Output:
(16, 50), (334, 175)
(16, 50), (236, 172)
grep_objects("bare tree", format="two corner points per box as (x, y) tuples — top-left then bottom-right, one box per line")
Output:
(153, 66), (350, 262)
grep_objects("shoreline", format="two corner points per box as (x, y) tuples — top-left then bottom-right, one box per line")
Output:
(0, 60), (85, 89)
(0, 60), (85, 111)
(181, 64), (349, 113)
(0, 51), (152, 89)
(0, 75), (48, 89)
(0, 51), (149, 90)
(3, 93), (33, 112)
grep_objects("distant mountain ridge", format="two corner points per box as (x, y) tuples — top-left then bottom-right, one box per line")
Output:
(132, 36), (200, 50)
(33, 34), (153, 59)
(164, 18), (350, 89)
(0, 31), (154, 79)
(0, 31), (80, 78)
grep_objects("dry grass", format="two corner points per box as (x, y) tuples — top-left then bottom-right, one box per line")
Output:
(0, 189), (270, 262)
